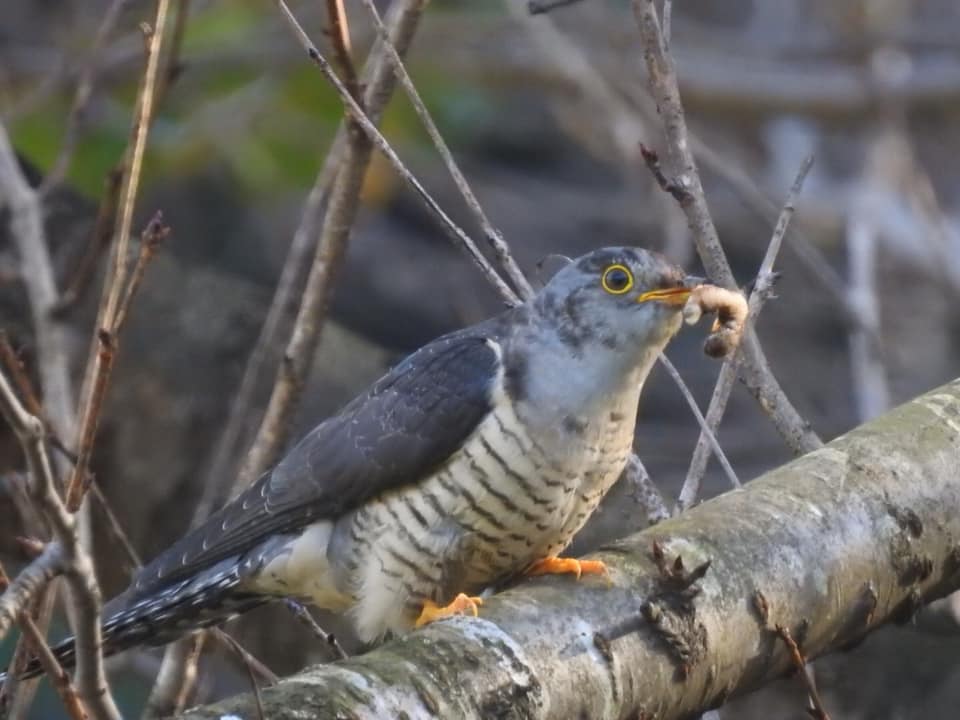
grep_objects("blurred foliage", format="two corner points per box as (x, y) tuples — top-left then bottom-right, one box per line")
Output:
(7, 0), (498, 204)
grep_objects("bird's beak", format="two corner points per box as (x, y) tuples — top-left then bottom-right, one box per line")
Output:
(636, 275), (703, 305)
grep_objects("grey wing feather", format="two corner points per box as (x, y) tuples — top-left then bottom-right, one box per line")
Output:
(129, 333), (500, 600)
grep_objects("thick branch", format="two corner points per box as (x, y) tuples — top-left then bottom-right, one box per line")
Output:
(181, 378), (960, 719)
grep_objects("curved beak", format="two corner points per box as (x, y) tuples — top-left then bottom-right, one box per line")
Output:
(636, 275), (702, 306)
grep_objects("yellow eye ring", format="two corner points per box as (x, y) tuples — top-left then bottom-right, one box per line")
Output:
(601, 264), (634, 295)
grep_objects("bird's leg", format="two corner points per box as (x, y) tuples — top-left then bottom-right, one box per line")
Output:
(414, 592), (484, 628)
(526, 556), (608, 579)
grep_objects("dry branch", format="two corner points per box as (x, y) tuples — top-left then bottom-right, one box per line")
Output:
(631, 0), (821, 456)
(359, 0), (534, 301)
(148, 0), (434, 710)
(238, 0), (431, 487)
(180, 378), (960, 720)
(0, 370), (120, 720)
(272, 0), (520, 306)
(677, 155), (814, 511)
(66, 0), (173, 512)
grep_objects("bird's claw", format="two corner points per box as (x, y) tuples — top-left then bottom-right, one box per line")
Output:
(415, 593), (483, 627)
(526, 556), (609, 581)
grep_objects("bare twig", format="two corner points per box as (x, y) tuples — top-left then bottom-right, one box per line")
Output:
(50, 166), (124, 318)
(846, 202), (888, 422)
(0, 117), (84, 719)
(285, 600), (347, 661)
(359, 0), (534, 301)
(0, 544), (62, 638)
(656, 354), (740, 492)
(152, 1), (430, 707)
(156, 0), (191, 101)
(272, 0), (519, 307)
(238, 0), (434, 484)
(0, 332), (45, 422)
(632, 0), (821, 455)
(143, 632), (205, 719)
(678, 156), (814, 511)
(513, 7), (864, 337)
(38, 0), (132, 195)
(219, 633), (266, 720)
(112, 212), (169, 334)
(1, 558), (89, 720)
(325, 0), (359, 101)
(67, 0), (173, 512)
(775, 624), (831, 720)
(0, 369), (120, 720)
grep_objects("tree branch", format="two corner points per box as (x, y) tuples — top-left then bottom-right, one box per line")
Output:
(678, 155), (814, 511)
(633, 0), (821, 455)
(180, 377), (960, 719)
(0, 369), (120, 720)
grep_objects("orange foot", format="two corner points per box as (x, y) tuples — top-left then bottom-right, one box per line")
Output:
(415, 593), (484, 628)
(526, 556), (608, 580)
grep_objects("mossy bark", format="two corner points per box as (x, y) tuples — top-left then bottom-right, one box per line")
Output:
(180, 378), (960, 720)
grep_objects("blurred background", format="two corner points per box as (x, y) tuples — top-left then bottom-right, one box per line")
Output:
(2, 0), (960, 717)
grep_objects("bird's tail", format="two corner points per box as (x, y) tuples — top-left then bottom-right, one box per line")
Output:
(0, 564), (265, 682)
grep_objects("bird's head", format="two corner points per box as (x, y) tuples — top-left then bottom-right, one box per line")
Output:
(533, 247), (698, 356)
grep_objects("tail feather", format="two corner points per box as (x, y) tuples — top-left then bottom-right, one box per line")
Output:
(1, 563), (266, 682)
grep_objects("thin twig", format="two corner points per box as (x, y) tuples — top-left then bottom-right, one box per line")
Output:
(67, 0), (173, 511)
(151, 1), (429, 707)
(0, 116), (86, 718)
(0, 544), (62, 638)
(285, 600), (348, 661)
(142, 632), (205, 719)
(155, 0), (191, 101)
(238, 0), (433, 485)
(50, 165), (124, 318)
(1, 558), (89, 720)
(38, 0), (132, 195)
(325, 0), (360, 101)
(219, 633), (266, 720)
(0, 332), (45, 422)
(656, 354), (740, 492)
(775, 624), (831, 720)
(359, 0), (534, 301)
(112, 212), (170, 334)
(272, 0), (519, 307)
(677, 156), (814, 511)
(632, 0), (822, 455)
(0, 369), (120, 720)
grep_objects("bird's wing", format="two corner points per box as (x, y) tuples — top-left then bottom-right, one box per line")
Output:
(129, 333), (501, 599)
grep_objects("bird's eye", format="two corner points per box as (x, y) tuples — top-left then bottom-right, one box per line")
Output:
(601, 264), (634, 295)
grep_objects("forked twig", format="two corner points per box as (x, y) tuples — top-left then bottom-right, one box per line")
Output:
(359, 0), (534, 301)
(677, 156), (814, 511)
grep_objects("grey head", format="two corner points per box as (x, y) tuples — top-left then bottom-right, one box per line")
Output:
(529, 246), (696, 357)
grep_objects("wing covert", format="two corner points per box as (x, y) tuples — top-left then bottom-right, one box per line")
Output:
(130, 334), (501, 599)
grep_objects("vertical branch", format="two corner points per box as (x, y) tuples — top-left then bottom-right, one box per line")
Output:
(39, 0), (133, 195)
(631, 0), (821, 455)
(149, 2), (433, 711)
(325, 0), (359, 100)
(0, 370), (120, 720)
(271, 0), (519, 306)
(678, 156), (814, 511)
(237, 0), (441, 484)
(66, 0), (172, 511)
(359, 0), (534, 300)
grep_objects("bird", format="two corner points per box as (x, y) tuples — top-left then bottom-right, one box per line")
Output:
(3, 246), (699, 679)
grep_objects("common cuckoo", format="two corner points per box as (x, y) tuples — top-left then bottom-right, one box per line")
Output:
(5, 246), (703, 678)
